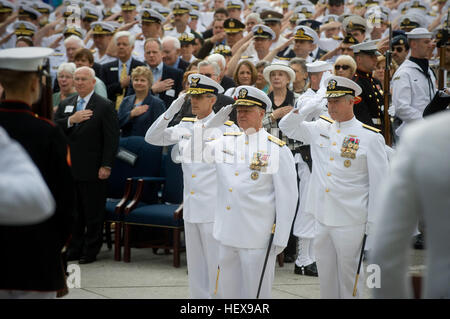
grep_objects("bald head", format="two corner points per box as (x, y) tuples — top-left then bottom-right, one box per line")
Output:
(74, 66), (96, 98)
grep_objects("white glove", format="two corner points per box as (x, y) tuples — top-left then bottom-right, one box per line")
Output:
(204, 104), (234, 129)
(298, 98), (322, 117)
(164, 93), (187, 120)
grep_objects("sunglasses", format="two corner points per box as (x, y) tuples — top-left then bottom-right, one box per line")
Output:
(334, 65), (350, 70)
(393, 47), (404, 53)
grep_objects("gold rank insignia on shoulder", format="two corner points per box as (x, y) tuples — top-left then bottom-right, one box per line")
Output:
(362, 124), (381, 133)
(341, 136), (360, 160)
(393, 76), (400, 81)
(224, 132), (243, 136)
(224, 120), (234, 126)
(268, 135), (286, 147)
(320, 115), (334, 124)
(181, 117), (197, 122)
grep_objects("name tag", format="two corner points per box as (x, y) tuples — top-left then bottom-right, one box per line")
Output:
(166, 89), (175, 97)
(110, 67), (118, 71)
(65, 105), (74, 113)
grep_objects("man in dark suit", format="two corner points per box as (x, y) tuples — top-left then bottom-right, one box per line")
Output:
(55, 66), (120, 264)
(143, 38), (183, 109)
(0, 47), (74, 298)
(172, 60), (236, 125)
(99, 31), (145, 108)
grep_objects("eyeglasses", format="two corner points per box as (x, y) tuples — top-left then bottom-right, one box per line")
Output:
(393, 47), (404, 53)
(334, 65), (350, 70)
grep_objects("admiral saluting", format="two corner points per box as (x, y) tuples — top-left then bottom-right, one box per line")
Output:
(279, 76), (389, 298)
(204, 86), (298, 299)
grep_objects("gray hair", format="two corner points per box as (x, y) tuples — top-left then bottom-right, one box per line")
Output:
(64, 35), (85, 48)
(162, 36), (181, 50)
(246, 13), (262, 24)
(206, 53), (226, 71)
(57, 62), (77, 76)
(114, 31), (135, 47)
(198, 60), (221, 77)
(75, 66), (96, 79)
(289, 58), (307, 74)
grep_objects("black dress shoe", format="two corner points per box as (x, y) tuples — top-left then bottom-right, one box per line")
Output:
(294, 262), (318, 277)
(283, 254), (296, 263)
(79, 256), (97, 264)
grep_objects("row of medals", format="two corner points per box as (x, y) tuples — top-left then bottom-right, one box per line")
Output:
(340, 137), (360, 167)
(249, 152), (269, 180)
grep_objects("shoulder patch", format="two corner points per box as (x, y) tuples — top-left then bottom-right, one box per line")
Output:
(224, 120), (234, 126)
(268, 135), (286, 147)
(224, 132), (243, 136)
(319, 115), (334, 124)
(362, 123), (381, 133)
(181, 117), (197, 122)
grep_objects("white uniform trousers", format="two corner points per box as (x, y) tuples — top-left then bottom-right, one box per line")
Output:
(294, 159), (316, 266)
(315, 221), (365, 299)
(184, 221), (220, 299)
(0, 290), (56, 299)
(293, 159), (314, 239)
(216, 244), (276, 299)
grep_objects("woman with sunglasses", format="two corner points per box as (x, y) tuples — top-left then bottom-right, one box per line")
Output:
(333, 55), (357, 79)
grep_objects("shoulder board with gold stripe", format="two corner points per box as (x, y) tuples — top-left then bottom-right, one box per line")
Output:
(52, 53), (65, 56)
(181, 117), (197, 122)
(224, 120), (234, 126)
(362, 124), (381, 133)
(276, 57), (291, 61)
(164, 26), (173, 31)
(268, 135), (286, 147)
(224, 132), (243, 136)
(320, 115), (334, 124)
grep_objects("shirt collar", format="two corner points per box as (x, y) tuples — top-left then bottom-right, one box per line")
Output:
(334, 116), (358, 129)
(78, 90), (95, 105)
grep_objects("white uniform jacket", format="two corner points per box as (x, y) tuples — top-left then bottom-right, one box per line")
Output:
(145, 112), (239, 223)
(206, 129), (298, 249)
(279, 111), (389, 227)
(392, 59), (437, 136)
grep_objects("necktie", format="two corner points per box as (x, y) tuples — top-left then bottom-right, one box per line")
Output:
(76, 98), (85, 112)
(116, 63), (127, 110)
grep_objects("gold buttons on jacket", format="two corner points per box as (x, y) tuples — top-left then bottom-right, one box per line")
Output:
(327, 172), (331, 176)
(332, 142), (336, 146)
(229, 188), (232, 192)
(226, 206), (231, 210)
(245, 141), (249, 145)
(330, 157), (334, 161)
(192, 174), (196, 178)
(235, 172), (239, 176)
(337, 129), (341, 133)
(325, 188), (330, 192)
(190, 191), (195, 195)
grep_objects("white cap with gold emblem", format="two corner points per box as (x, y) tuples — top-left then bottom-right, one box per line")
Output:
(187, 73), (224, 95)
(233, 85), (272, 112)
(325, 75), (362, 98)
